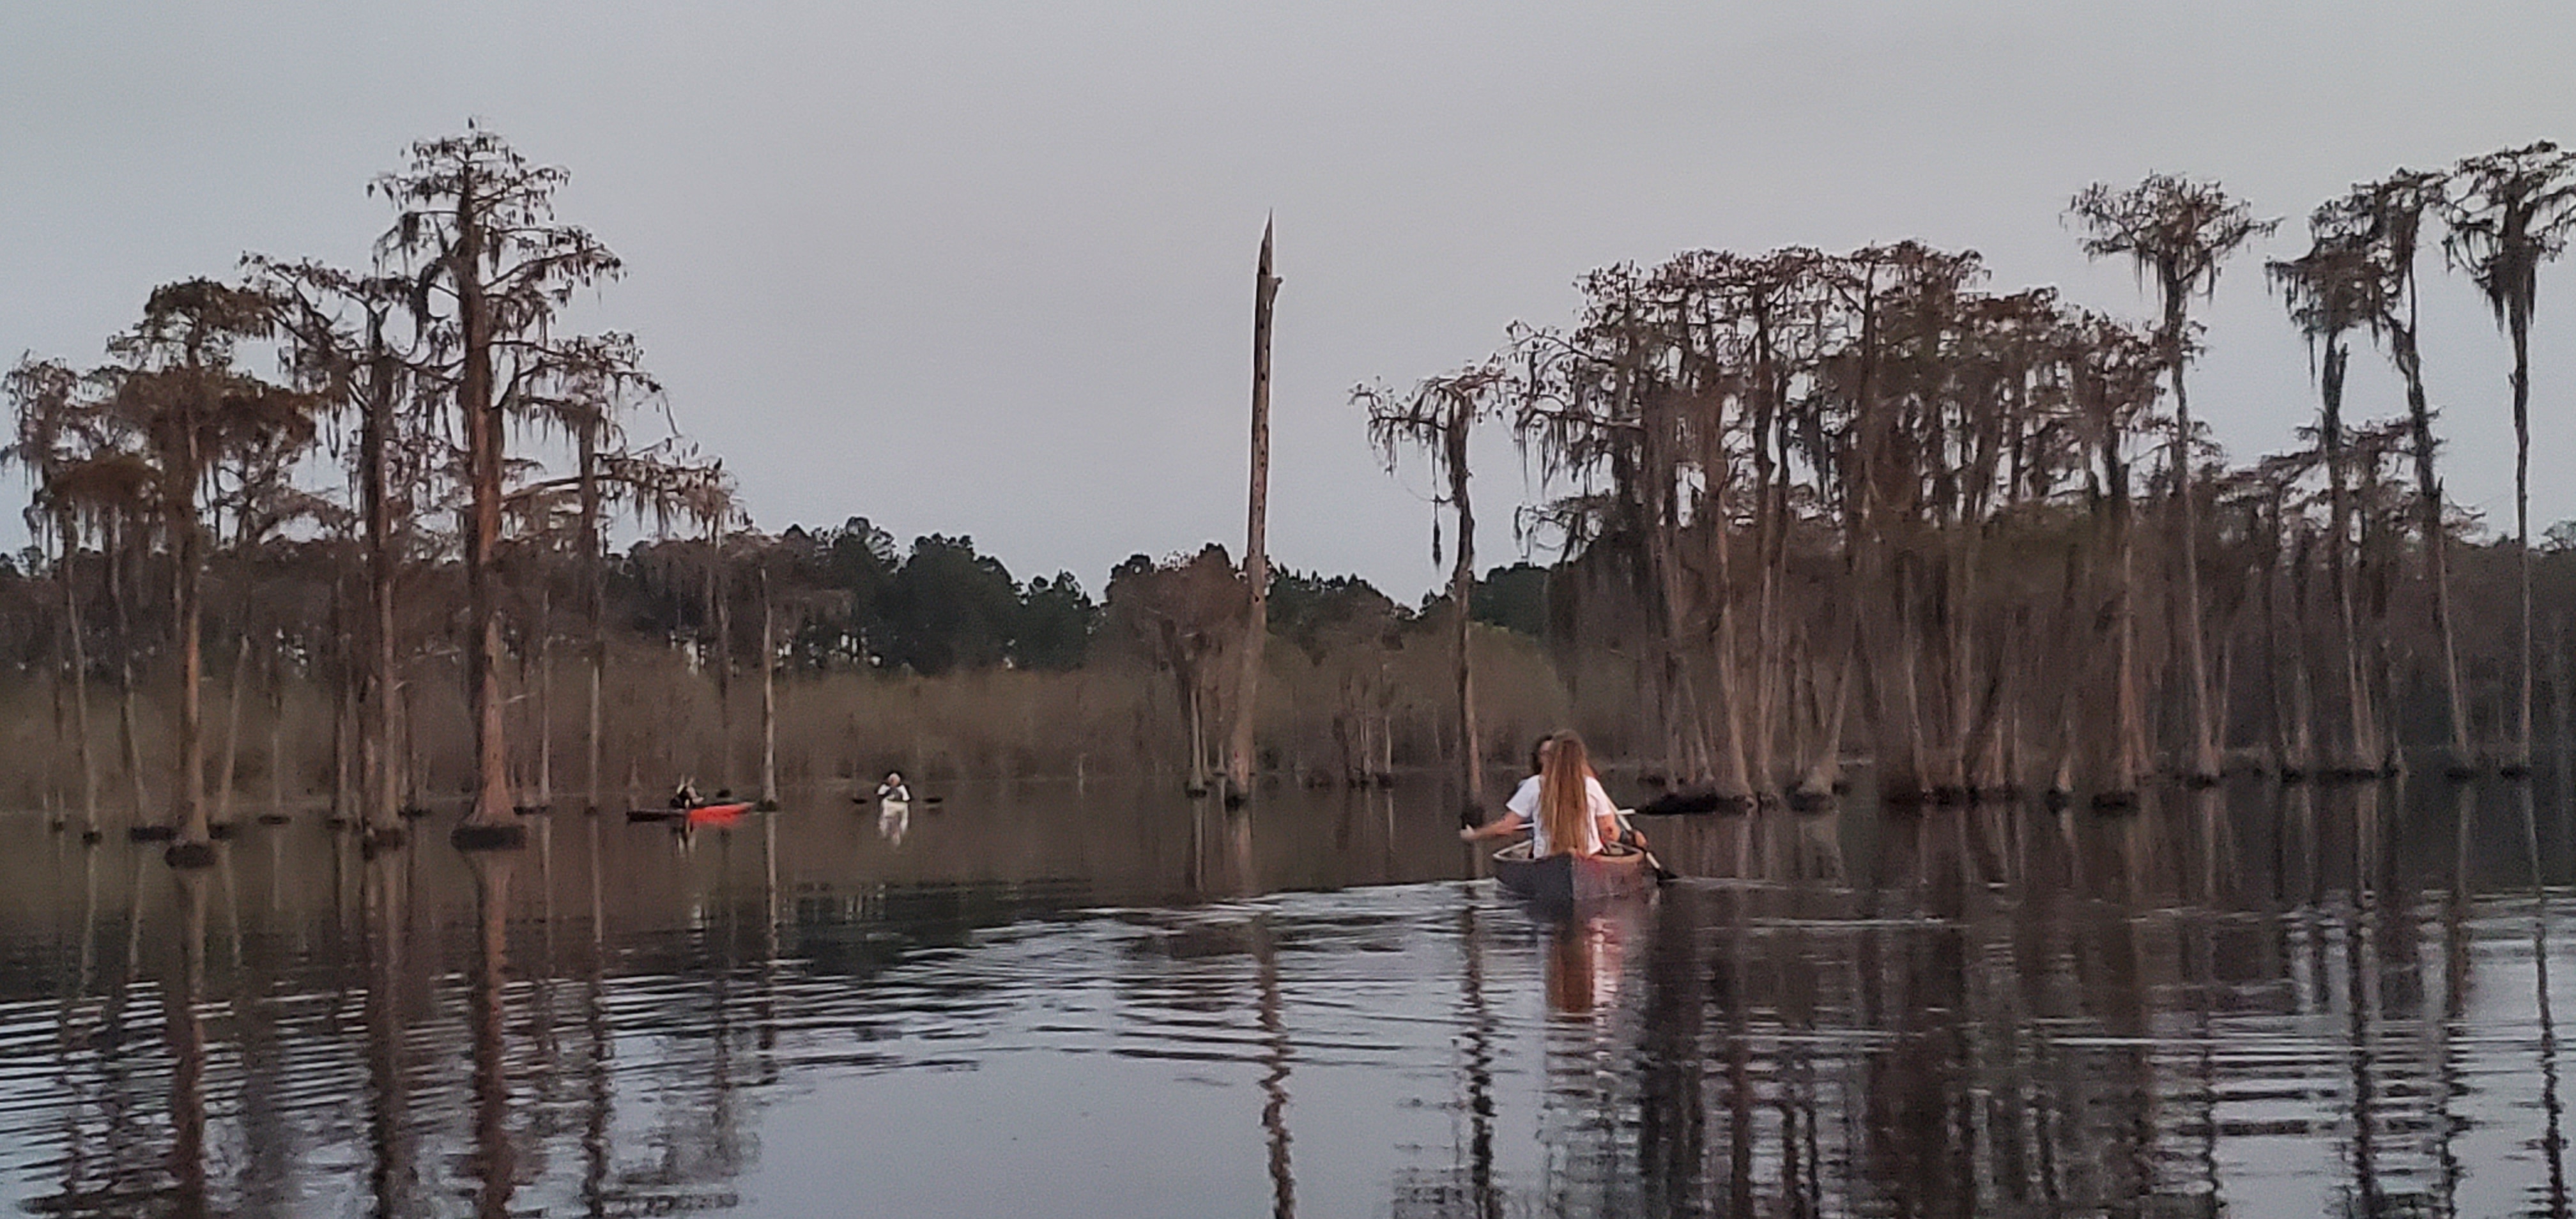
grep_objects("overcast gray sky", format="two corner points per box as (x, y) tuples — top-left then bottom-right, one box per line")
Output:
(4, 0), (2569, 597)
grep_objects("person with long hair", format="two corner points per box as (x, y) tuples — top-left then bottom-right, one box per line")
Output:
(1459, 730), (1641, 856)
(1533, 732), (1605, 856)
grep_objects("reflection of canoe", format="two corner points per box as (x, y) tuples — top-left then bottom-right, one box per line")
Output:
(1491, 841), (1653, 906)
(878, 798), (910, 818)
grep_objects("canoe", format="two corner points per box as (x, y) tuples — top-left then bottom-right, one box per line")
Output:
(686, 802), (752, 828)
(1491, 841), (1654, 906)
(628, 802), (753, 826)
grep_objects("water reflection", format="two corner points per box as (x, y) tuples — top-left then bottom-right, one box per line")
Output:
(465, 852), (513, 1219)
(0, 778), (2572, 1217)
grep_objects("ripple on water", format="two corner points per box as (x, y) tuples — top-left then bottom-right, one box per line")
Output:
(4, 793), (2576, 1218)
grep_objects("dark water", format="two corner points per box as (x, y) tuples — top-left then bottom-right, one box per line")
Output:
(1, 778), (2572, 1217)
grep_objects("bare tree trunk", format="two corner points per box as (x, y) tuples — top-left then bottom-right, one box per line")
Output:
(2214, 627), (2237, 772)
(2284, 528), (2319, 774)
(457, 181), (517, 836)
(2395, 329), (2471, 769)
(1228, 220), (1278, 803)
(712, 555), (735, 794)
(535, 595), (554, 811)
(57, 526), (98, 835)
(579, 423), (605, 814)
(760, 567), (778, 808)
(400, 670), (421, 813)
(267, 654), (284, 820)
(2512, 319), (2534, 767)
(2551, 614), (2572, 797)
(586, 648), (603, 811)
(362, 345), (401, 839)
(170, 465), (210, 850)
(1796, 635), (1853, 799)
(2166, 348), (2220, 782)
(216, 632), (250, 827)
(1892, 555), (1931, 799)
(1702, 406), (1754, 801)
(1751, 369), (1791, 799)
(331, 584), (356, 821)
(1448, 428), (1483, 809)
(2112, 489), (2148, 793)
(43, 641), (64, 826)
(109, 523), (150, 831)
(2319, 344), (2374, 770)
(1375, 700), (1394, 781)
(1187, 680), (1207, 793)
(2041, 538), (2088, 797)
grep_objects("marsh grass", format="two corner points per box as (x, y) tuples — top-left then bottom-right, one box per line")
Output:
(0, 624), (1579, 817)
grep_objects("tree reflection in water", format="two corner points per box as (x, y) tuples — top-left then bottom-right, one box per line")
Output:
(164, 871), (208, 1219)
(0, 779), (2571, 1218)
(464, 850), (516, 1219)
(2532, 781), (2573, 1218)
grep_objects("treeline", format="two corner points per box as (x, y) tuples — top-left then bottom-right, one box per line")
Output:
(0, 118), (1569, 857)
(0, 518), (1569, 824)
(1355, 146), (2576, 806)
(12, 126), (2572, 858)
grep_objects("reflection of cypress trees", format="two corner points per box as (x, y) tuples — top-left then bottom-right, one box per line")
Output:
(1250, 912), (1296, 1219)
(523, 820), (585, 1162)
(2182, 788), (2224, 1210)
(15, 786), (2576, 1214)
(758, 806), (781, 1070)
(75, 845), (98, 999)
(2434, 782), (2477, 1216)
(362, 847), (413, 1216)
(2067, 815), (2156, 1213)
(1719, 896), (1756, 1219)
(45, 850), (100, 1213)
(1867, 847), (1975, 1213)
(38, 850), (160, 1215)
(604, 833), (761, 1209)
(465, 850), (518, 1219)
(2342, 821), (2384, 1218)
(2277, 783), (2318, 908)
(165, 870), (210, 1218)
(2529, 785), (2571, 1216)
(1457, 900), (1500, 1219)
(1778, 898), (1827, 1219)
(580, 816), (613, 1219)
(1394, 893), (1505, 1219)
(224, 848), (295, 1219)
(711, 829), (747, 1172)
(1634, 890), (1705, 1216)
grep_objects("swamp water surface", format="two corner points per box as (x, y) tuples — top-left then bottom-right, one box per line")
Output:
(1, 778), (2573, 1217)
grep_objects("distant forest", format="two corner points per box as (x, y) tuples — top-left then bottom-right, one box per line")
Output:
(7, 125), (2575, 855)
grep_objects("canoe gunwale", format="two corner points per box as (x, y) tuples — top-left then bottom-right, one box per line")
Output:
(1489, 841), (1653, 907)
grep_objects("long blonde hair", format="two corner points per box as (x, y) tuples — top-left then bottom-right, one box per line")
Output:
(1537, 731), (1594, 857)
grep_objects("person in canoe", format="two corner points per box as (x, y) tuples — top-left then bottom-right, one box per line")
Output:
(875, 772), (912, 804)
(1459, 732), (1643, 855)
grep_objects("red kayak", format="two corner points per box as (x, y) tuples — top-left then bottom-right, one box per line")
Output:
(684, 802), (753, 828)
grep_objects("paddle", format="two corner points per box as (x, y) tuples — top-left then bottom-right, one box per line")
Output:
(1613, 809), (1679, 884)
(1460, 795), (1674, 883)
(854, 789), (940, 808)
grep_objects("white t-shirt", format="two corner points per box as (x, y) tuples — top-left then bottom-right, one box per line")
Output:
(1505, 773), (1616, 855)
